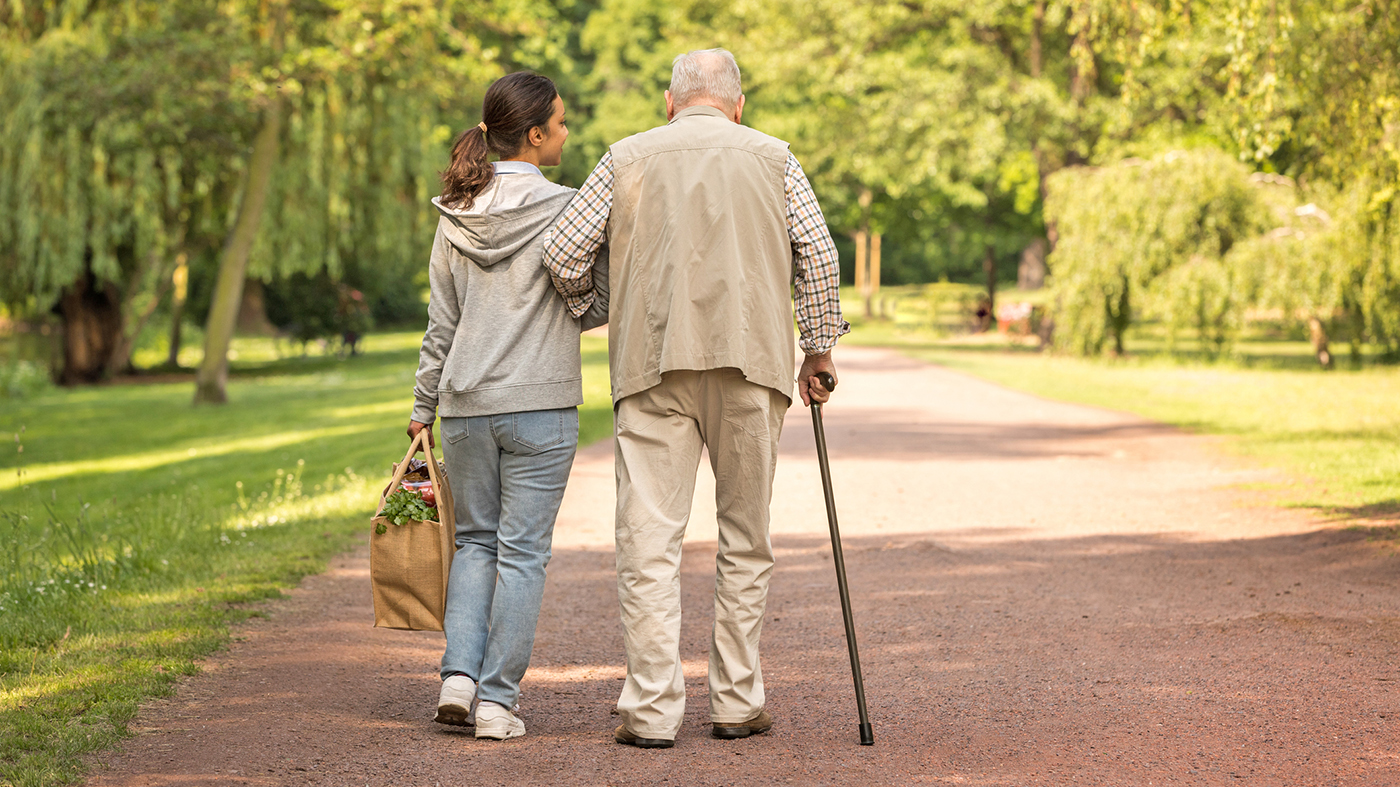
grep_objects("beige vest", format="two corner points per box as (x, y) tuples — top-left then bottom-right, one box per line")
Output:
(606, 105), (794, 403)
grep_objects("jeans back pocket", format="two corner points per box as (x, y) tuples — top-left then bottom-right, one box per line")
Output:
(511, 409), (574, 452)
(440, 417), (471, 444)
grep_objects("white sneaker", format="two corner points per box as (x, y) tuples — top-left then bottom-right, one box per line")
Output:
(474, 701), (526, 740)
(435, 675), (478, 727)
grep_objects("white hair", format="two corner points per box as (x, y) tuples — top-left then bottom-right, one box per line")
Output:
(669, 49), (743, 111)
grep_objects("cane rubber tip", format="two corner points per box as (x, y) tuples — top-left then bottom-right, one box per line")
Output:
(815, 371), (836, 392)
(859, 723), (874, 746)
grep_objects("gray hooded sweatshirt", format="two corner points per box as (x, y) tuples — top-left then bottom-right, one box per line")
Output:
(411, 162), (608, 424)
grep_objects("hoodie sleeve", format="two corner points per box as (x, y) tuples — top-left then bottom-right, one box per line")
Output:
(578, 243), (610, 332)
(411, 223), (460, 425)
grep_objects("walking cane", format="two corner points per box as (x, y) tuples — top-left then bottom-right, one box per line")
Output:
(809, 371), (874, 746)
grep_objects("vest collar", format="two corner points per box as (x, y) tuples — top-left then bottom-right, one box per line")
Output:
(669, 105), (733, 125)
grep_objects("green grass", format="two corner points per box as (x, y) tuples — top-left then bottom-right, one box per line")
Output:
(0, 331), (612, 787)
(837, 286), (1400, 517)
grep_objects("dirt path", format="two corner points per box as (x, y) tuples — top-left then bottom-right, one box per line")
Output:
(90, 346), (1399, 786)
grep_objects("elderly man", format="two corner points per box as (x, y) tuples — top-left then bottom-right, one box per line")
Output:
(542, 48), (848, 748)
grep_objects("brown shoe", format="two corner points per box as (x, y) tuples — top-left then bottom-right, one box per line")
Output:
(712, 710), (773, 739)
(614, 724), (674, 749)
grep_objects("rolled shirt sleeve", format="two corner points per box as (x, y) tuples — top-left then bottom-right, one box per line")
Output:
(786, 153), (850, 355)
(543, 152), (614, 317)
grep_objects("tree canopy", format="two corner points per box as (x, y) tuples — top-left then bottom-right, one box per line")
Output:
(2, 0), (1398, 385)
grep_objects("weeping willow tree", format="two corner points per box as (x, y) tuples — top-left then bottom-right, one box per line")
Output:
(193, 0), (567, 403)
(0, 0), (567, 392)
(245, 7), (527, 332)
(1229, 183), (1400, 368)
(1275, 0), (1400, 360)
(1045, 150), (1269, 356)
(0, 1), (256, 383)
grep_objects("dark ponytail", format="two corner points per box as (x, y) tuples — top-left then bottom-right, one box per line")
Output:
(441, 71), (559, 209)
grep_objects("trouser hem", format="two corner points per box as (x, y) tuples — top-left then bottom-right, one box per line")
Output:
(622, 727), (677, 740)
(476, 690), (519, 708)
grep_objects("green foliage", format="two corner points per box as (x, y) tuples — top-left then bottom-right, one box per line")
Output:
(6, 0), (1398, 376)
(376, 488), (436, 528)
(0, 1), (251, 311)
(573, 0), (1063, 280)
(0, 360), (52, 400)
(1230, 181), (1400, 359)
(263, 272), (372, 346)
(246, 2), (567, 286)
(1084, 0), (1400, 360)
(1046, 149), (1269, 356)
(0, 0), (575, 382)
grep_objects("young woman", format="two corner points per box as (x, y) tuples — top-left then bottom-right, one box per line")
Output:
(408, 71), (606, 741)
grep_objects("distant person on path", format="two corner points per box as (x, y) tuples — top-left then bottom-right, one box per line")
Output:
(543, 48), (848, 748)
(408, 71), (607, 741)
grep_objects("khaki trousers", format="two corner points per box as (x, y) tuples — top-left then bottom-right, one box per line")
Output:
(613, 368), (788, 738)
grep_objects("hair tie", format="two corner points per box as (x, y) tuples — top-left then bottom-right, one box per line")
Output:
(477, 121), (487, 134)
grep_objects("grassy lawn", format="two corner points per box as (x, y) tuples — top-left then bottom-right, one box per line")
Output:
(840, 285), (1400, 517)
(0, 331), (611, 787)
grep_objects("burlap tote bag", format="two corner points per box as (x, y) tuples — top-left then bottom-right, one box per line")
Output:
(370, 429), (456, 630)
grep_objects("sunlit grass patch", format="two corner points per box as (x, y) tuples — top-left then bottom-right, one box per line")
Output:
(0, 465), (376, 786)
(0, 424), (384, 492)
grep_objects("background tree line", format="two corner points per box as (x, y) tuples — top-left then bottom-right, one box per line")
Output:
(2, 0), (1397, 399)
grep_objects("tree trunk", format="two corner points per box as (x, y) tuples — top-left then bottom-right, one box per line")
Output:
(1069, 4), (1096, 106)
(869, 233), (882, 319)
(853, 230), (868, 302)
(167, 255), (189, 368)
(1018, 238), (1047, 290)
(1030, 0), (1044, 79)
(982, 245), (997, 331)
(105, 246), (182, 378)
(237, 277), (278, 336)
(1065, 2), (1095, 168)
(55, 271), (123, 385)
(857, 187), (874, 318)
(1309, 316), (1333, 370)
(1026, 0), (1054, 288)
(1108, 282), (1131, 356)
(194, 99), (283, 404)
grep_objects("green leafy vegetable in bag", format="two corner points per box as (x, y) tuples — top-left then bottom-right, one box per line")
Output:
(378, 488), (438, 528)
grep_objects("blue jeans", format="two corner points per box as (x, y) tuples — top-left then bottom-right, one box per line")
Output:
(438, 407), (578, 708)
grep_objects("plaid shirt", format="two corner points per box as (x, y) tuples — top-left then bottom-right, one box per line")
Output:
(542, 150), (850, 355)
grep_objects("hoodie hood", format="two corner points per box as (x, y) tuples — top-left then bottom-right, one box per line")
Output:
(432, 185), (575, 269)
(412, 172), (603, 423)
